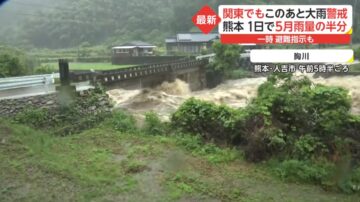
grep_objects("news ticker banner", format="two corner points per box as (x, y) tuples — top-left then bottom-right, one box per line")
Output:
(192, 5), (354, 64)
(193, 5), (353, 44)
(250, 49), (354, 63)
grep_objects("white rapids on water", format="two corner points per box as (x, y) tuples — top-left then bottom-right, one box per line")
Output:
(107, 75), (360, 120)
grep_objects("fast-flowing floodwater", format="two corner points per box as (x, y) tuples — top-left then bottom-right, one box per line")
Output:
(107, 75), (360, 120)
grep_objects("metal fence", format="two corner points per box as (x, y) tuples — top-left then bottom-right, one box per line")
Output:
(69, 59), (207, 83)
(0, 73), (59, 91)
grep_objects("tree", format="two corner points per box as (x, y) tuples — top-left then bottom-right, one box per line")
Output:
(212, 41), (241, 74)
(0, 46), (35, 77)
(205, 41), (242, 88)
(0, 54), (24, 77)
(355, 47), (360, 60)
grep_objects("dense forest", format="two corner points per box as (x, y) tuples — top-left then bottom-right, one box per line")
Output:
(0, 0), (359, 49)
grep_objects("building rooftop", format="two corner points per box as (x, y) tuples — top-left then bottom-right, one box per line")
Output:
(166, 33), (219, 43)
(112, 41), (156, 49)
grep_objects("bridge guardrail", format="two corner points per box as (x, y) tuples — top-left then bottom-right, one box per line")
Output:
(69, 59), (208, 84)
(0, 73), (59, 91)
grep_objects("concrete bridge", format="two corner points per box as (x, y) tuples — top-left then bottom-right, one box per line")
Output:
(67, 59), (208, 91)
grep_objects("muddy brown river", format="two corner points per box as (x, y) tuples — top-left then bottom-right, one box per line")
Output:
(107, 74), (360, 120)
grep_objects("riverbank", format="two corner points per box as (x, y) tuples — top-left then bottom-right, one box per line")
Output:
(1, 120), (358, 202)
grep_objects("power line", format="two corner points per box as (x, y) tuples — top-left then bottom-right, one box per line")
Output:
(0, 1), (118, 24)
(0, 10), (44, 17)
(0, 9), (116, 25)
(0, 1), (150, 26)
(0, 10), (81, 24)
(5, 0), (120, 16)
(9, 0), (75, 12)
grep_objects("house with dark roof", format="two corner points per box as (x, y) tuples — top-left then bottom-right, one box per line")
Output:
(165, 33), (219, 55)
(111, 41), (185, 65)
(112, 41), (156, 57)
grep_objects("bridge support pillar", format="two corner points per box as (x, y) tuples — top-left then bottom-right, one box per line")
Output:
(199, 64), (207, 89)
(167, 64), (177, 82)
